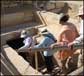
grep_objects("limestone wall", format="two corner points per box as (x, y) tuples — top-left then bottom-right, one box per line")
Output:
(1, 45), (42, 75)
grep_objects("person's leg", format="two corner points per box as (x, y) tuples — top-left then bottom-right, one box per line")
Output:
(55, 56), (67, 74)
(61, 59), (67, 74)
(44, 56), (54, 72)
(66, 55), (78, 73)
(77, 53), (83, 68)
(54, 51), (64, 68)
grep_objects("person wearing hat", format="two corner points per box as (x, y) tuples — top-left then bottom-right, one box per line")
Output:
(32, 28), (57, 74)
(51, 14), (79, 74)
(68, 6), (84, 68)
(18, 29), (37, 65)
(18, 30), (37, 50)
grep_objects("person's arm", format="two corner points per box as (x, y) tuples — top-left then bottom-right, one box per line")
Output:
(51, 29), (71, 49)
(68, 34), (83, 49)
(18, 37), (32, 51)
(73, 34), (83, 44)
(73, 23), (83, 44)
(18, 45), (30, 51)
(68, 33), (83, 48)
(34, 37), (48, 48)
(28, 38), (47, 52)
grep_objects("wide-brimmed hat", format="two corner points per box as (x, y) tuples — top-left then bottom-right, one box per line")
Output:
(39, 27), (49, 35)
(20, 30), (30, 38)
(77, 6), (84, 16)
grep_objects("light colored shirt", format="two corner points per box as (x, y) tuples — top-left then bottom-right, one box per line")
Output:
(23, 37), (35, 47)
(57, 22), (79, 60)
(19, 37), (35, 50)
(73, 20), (83, 44)
(34, 36), (55, 56)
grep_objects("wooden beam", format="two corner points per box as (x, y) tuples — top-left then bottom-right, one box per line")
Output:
(18, 43), (83, 53)
(35, 52), (38, 74)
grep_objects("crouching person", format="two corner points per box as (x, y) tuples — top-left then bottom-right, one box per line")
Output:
(18, 29), (37, 65)
(30, 28), (57, 73)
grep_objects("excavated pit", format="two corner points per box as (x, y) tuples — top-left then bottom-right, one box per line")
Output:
(6, 38), (45, 71)
(6, 37), (79, 75)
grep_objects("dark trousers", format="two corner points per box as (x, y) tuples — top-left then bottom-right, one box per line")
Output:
(44, 56), (54, 72)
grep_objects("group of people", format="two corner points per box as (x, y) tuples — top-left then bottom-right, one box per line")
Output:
(18, 6), (83, 75)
